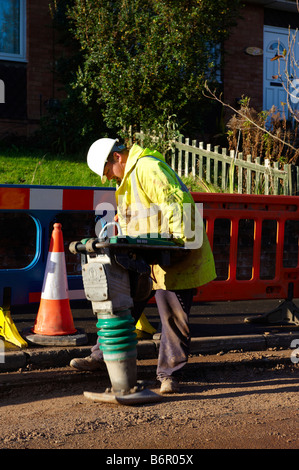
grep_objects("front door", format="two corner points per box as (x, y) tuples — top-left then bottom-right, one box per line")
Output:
(263, 25), (299, 119)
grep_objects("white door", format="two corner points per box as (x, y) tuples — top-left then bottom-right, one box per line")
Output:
(263, 25), (299, 118)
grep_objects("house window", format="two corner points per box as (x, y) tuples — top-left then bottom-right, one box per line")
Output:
(205, 42), (222, 83)
(0, 0), (26, 62)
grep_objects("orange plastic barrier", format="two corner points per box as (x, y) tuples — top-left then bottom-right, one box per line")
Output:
(192, 193), (299, 303)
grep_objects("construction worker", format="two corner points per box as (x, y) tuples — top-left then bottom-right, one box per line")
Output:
(70, 138), (216, 394)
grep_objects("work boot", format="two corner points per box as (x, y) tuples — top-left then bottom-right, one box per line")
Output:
(70, 356), (106, 372)
(159, 377), (180, 394)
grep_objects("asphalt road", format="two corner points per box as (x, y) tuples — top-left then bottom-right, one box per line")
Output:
(1, 298), (299, 451)
(0, 351), (298, 450)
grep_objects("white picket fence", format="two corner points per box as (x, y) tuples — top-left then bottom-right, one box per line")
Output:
(136, 132), (299, 195)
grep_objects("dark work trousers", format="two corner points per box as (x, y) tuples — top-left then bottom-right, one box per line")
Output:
(155, 289), (194, 380)
(91, 288), (194, 381)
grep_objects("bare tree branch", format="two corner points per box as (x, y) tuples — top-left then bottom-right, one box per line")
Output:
(203, 82), (299, 161)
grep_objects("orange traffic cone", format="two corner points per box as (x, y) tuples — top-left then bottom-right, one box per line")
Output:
(32, 223), (77, 336)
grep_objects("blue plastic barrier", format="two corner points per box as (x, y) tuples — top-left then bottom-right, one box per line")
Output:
(0, 184), (116, 308)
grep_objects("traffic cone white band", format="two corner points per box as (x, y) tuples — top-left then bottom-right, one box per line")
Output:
(41, 251), (69, 300)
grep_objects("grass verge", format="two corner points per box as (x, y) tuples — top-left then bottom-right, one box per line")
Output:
(0, 146), (218, 192)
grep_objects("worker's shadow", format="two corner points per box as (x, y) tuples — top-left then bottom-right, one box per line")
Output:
(157, 377), (299, 402)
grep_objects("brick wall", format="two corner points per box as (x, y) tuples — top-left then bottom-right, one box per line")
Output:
(0, 0), (67, 138)
(26, 0), (65, 129)
(223, 3), (264, 115)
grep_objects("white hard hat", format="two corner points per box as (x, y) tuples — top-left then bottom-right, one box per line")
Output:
(87, 138), (125, 179)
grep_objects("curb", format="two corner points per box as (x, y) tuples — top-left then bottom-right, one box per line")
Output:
(1, 331), (298, 372)
(189, 331), (299, 355)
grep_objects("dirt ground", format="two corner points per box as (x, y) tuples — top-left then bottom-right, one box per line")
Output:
(0, 351), (298, 451)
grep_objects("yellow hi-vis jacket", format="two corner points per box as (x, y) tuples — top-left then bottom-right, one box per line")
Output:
(115, 144), (216, 291)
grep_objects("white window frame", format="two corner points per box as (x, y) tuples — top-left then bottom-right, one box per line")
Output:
(0, 0), (26, 63)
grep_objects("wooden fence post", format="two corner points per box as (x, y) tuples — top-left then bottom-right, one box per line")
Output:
(134, 131), (294, 195)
